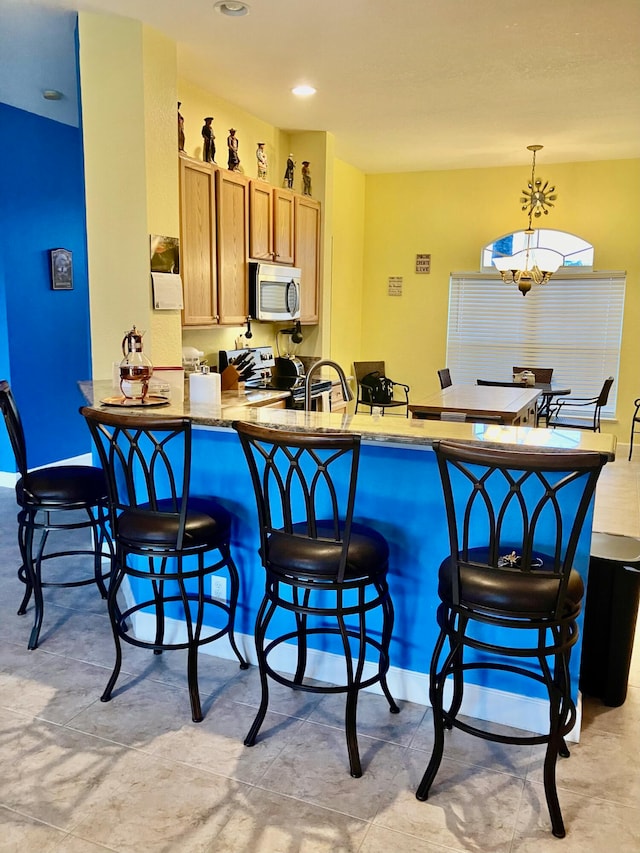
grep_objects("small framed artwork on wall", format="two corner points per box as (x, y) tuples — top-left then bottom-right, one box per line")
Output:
(49, 248), (73, 290)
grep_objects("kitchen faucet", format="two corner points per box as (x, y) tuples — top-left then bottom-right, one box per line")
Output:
(304, 359), (354, 411)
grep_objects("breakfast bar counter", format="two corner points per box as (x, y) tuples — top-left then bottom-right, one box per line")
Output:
(79, 380), (616, 738)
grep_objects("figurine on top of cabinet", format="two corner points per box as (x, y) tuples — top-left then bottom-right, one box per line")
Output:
(178, 102), (185, 152)
(202, 117), (216, 163)
(301, 161), (312, 196)
(227, 129), (240, 171)
(284, 154), (295, 189)
(256, 142), (268, 180)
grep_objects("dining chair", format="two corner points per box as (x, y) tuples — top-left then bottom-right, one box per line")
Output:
(81, 407), (248, 722)
(512, 366), (554, 384)
(548, 377), (614, 432)
(353, 361), (410, 416)
(437, 368), (452, 389)
(0, 380), (111, 649)
(232, 420), (399, 777)
(416, 439), (607, 838)
(512, 367), (554, 423)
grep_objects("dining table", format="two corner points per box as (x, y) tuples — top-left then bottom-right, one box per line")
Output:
(409, 384), (541, 425)
(476, 379), (572, 424)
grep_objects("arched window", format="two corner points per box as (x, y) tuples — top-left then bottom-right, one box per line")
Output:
(481, 229), (594, 270)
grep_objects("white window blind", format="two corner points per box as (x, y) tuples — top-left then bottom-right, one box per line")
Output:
(447, 272), (625, 420)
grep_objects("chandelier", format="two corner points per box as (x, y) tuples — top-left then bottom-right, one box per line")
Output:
(493, 145), (562, 296)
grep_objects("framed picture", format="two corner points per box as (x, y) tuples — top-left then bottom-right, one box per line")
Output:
(50, 248), (73, 290)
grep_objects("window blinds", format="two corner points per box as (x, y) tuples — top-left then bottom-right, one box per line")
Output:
(447, 272), (625, 420)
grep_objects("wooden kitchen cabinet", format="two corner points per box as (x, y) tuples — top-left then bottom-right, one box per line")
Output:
(294, 194), (321, 324)
(216, 168), (249, 325)
(249, 182), (294, 264)
(179, 155), (218, 327)
(179, 156), (249, 328)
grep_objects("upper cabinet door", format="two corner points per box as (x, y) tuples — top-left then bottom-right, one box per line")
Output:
(179, 155), (218, 327)
(294, 195), (321, 324)
(272, 188), (295, 265)
(216, 169), (249, 325)
(249, 181), (273, 260)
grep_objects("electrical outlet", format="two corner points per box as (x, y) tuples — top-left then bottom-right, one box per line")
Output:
(211, 576), (227, 601)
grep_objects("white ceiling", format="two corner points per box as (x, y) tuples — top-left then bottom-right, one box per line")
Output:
(4, 0), (640, 173)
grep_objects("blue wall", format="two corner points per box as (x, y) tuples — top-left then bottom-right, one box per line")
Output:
(0, 102), (92, 471)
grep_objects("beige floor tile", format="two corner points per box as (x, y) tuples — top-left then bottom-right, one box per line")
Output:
(257, 719), (409, 821)
(220, 664), (326, 720)
(359, 823), (459, 852)
(69, 750), (254, 853)
(0, 652), (111, 726)
(374, 747), (524, 853)
(0, 807), (70, 853)
(526, 724), (640, 807)
(309, 691), (426, 746)
(0, 714), (126, 831)
(210, 786), (370, 853)
(150, 694), (305, 784)
(511, 780), (640, 851)
(66, 677), (201, 750)
(581, 686), (640, 737)
(410, 711), (536, 779)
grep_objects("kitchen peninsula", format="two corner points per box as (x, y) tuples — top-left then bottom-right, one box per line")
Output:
(79, 380), (616, 738)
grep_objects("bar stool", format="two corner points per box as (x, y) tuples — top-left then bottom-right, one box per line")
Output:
(628, 397), (640, 460)
(0, 381), (110, 649)
(416, 440), (607, 838)
(81, 407), (248, 722)
(232, 420), (399, 777)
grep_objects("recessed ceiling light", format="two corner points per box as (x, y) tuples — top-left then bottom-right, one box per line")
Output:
(42, 89), (63, 101)
(292, 85), (316, 97)
(213, 1), (250, 16)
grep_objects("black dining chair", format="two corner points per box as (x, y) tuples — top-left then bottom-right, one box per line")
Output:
(548, 377), (614, 432)
(628, 398), (640, 460)
(512, 367), (555, 423)
(416, 440), (607, 838)
(353, 361), (410, 416)
(0, 380), (111, 649)
(232, 420), (399, 777)
(437, 368), (452, 389)
(81, 407), (248, 722)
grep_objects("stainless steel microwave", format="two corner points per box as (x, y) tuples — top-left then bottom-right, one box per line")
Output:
(249, 261), (301, 321)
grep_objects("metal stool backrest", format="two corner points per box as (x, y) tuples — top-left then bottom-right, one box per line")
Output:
(81, 408), (192, 550)
(433, 440), (607, 619)
(512, 366), (554, 383)
(233, 421), (360, 583)
(0, 380), (28, 478)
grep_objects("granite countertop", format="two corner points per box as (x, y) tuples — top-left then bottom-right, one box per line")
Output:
(79, 380), (617, 458)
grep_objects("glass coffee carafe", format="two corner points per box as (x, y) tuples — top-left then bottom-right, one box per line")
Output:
(119, 325), (153, 401)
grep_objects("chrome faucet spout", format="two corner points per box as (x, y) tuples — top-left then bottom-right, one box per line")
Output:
(304, 359), (353, 411)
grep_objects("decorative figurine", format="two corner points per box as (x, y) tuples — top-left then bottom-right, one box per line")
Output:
(284, 153), (295, 189)
(201, 117), (216, 163)
(227, 128), (240, 171)
(177, 102), (185, 152)
(256, 142), (268, 180)
(301, 160), (312, 196)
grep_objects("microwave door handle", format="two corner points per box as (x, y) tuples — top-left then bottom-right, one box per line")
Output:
(286, 280), (298, 315)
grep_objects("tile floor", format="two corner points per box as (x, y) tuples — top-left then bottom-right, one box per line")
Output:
(0, 452), (639, 852)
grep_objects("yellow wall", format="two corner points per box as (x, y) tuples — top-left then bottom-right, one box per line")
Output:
(78, 12), (151, 380)
(143, 26), (182, 367)
(362, 159), (640, 439)
(331, 159), (366, 373)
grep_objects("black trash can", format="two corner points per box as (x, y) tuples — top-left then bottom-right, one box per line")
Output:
(580, 532), (640, 706)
